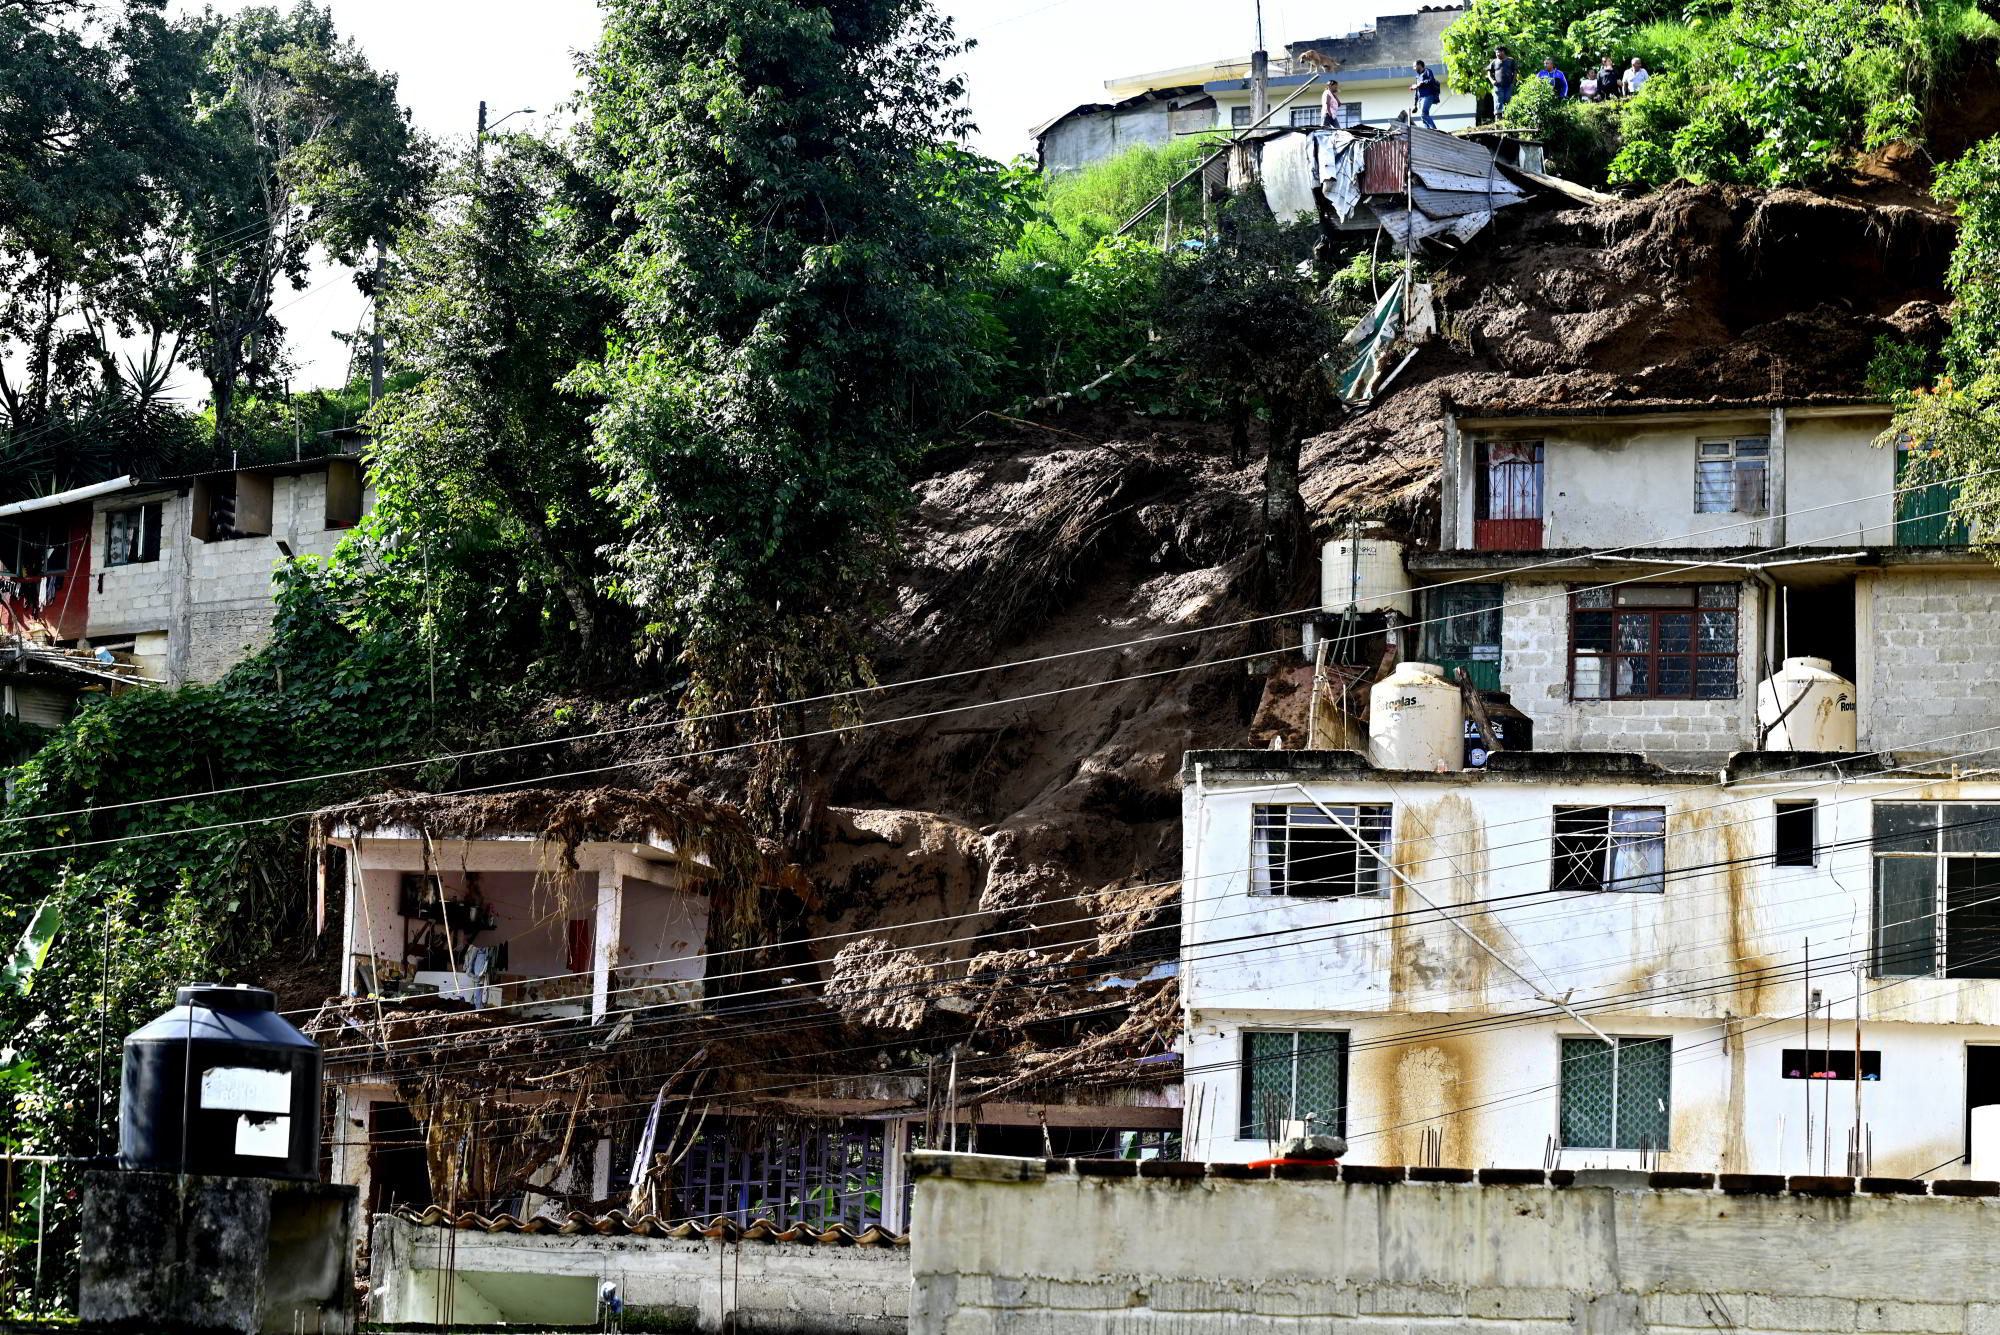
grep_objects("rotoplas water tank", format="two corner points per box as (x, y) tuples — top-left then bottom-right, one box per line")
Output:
(1321, 537), (1414, 617)
(119, 983), (322, 1182)
(1368, 662), (1463, 771)
(1757, 656), (1858, 752)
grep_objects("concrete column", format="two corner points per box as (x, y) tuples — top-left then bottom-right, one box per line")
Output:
(1769, 406), (1789, 548)
(591, 868), (621, 1024)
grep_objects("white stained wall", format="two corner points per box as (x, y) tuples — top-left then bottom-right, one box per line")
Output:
(1444, 408), (1896, 553)
(1178, 763), (2000, 1174)
(87, 466), (370, 685)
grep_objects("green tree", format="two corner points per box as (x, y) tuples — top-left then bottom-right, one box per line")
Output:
(1154, 200), (1346, 600)
(178, 1), (432, 454)
(371, 138), (629, 670)
(577, 0), (1006, 738)
(0, 0), (215, 490)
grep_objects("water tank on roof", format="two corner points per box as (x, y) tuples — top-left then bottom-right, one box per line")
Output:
(1369, 661), (1463, 771)
(1321, 536), (1414, 617)
(119, 983), (322, 1182)
(1757, 657), (1857, 752)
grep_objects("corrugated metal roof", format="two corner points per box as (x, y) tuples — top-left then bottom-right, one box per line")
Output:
(394, 1206), (907, 1245)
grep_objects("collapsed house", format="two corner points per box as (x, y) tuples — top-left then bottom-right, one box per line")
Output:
(311, 784), (1180, 1324)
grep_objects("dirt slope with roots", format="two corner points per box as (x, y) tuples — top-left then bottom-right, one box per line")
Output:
(789, 183), (1955, 1074)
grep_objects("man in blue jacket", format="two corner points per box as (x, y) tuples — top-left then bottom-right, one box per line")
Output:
(1536, 57), (1569, 99)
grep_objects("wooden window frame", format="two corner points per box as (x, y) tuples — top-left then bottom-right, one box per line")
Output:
(1568, 582), (1739, 701)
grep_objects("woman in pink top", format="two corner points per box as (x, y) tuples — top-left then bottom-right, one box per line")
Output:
(1321, 79), (1343, 126)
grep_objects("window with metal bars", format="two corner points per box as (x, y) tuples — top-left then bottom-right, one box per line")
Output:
(1422, 582), (1502, 690)
(1559, 1036), (1671, 1150)
(1239, 1029), (1347, 1140)
(1693, 436), (1770, 514)
(671, 1118), (888, 1230)
(1570, 582), (1739, 700)
(1870, 803), (2000, 978)
(1552, 806), (1667, 893)
(1251, 803), (1392, 897)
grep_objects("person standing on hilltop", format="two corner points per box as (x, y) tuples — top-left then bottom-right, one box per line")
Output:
(1536, 57), (1569, 98)
(1622, 56), (1650, 95)
(1410, 60), (1441, 128)
(1487, 44), (1518, 116)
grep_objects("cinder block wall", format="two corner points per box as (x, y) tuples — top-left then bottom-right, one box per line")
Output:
(1500, 579), (1760, 756)
(1864, 571), (2000, 756)
(911, 1156), (2000, 1335)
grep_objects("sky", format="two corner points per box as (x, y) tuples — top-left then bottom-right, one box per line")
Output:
(166, 0), (1382, 391)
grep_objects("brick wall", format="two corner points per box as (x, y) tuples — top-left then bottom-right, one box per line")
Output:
(1497, 580), (1760, 757)
(911, 1155), (2000, 1335)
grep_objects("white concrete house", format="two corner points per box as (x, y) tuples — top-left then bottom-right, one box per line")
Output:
(1036, 7), (1476, 174)
(1180, 399), (2000, 1180)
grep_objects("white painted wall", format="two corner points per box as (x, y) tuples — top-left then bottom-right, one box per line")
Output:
(1179, 762), (2000, 1174)
(1450, 408), (1894, 553)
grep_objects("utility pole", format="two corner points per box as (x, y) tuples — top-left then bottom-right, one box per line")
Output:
(368, 240), (385, 404)
(476, 98), (487, 162)
(1251, 0), (1270, 128)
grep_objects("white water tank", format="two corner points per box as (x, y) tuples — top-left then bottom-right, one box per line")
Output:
(1321, 536), (1414, 616)
(1758, 656), (1858, 752)
(1368, 662), (1464, 771)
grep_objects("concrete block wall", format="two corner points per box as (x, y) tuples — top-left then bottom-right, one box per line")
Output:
(1498, 579), (1758, 756)
(87, 469), (368, 684)
(911, 1156), (2000, 1335)
(1862, 571), (2000, 756)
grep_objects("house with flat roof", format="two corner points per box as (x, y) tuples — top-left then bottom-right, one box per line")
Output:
(1180, 398), (2000, 1180)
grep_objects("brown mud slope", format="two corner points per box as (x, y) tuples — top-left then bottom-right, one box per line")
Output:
(794, 184), (1955, 1054)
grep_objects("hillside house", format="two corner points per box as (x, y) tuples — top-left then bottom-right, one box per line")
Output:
(86, 454), (370, 683)
(1180, 398), (2000, 1180)
(0, 455), (370, 688)
(1035, 6), (1474, 174)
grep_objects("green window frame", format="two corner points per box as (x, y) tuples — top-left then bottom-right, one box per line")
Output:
(1559, 1036), (1671, 1151)
(1239, 1029), (1348, 1141)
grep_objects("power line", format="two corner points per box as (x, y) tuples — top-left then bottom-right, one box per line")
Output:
(0, 459), (1973, 832)
(304, 732), (2000, 1043)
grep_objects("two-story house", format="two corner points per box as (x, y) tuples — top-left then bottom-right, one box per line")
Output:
(1180, 399), (2000, 1180)
(86, 454), (369, 683)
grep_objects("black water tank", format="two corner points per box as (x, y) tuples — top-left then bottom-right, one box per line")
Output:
(118, 984), (321, 1182)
